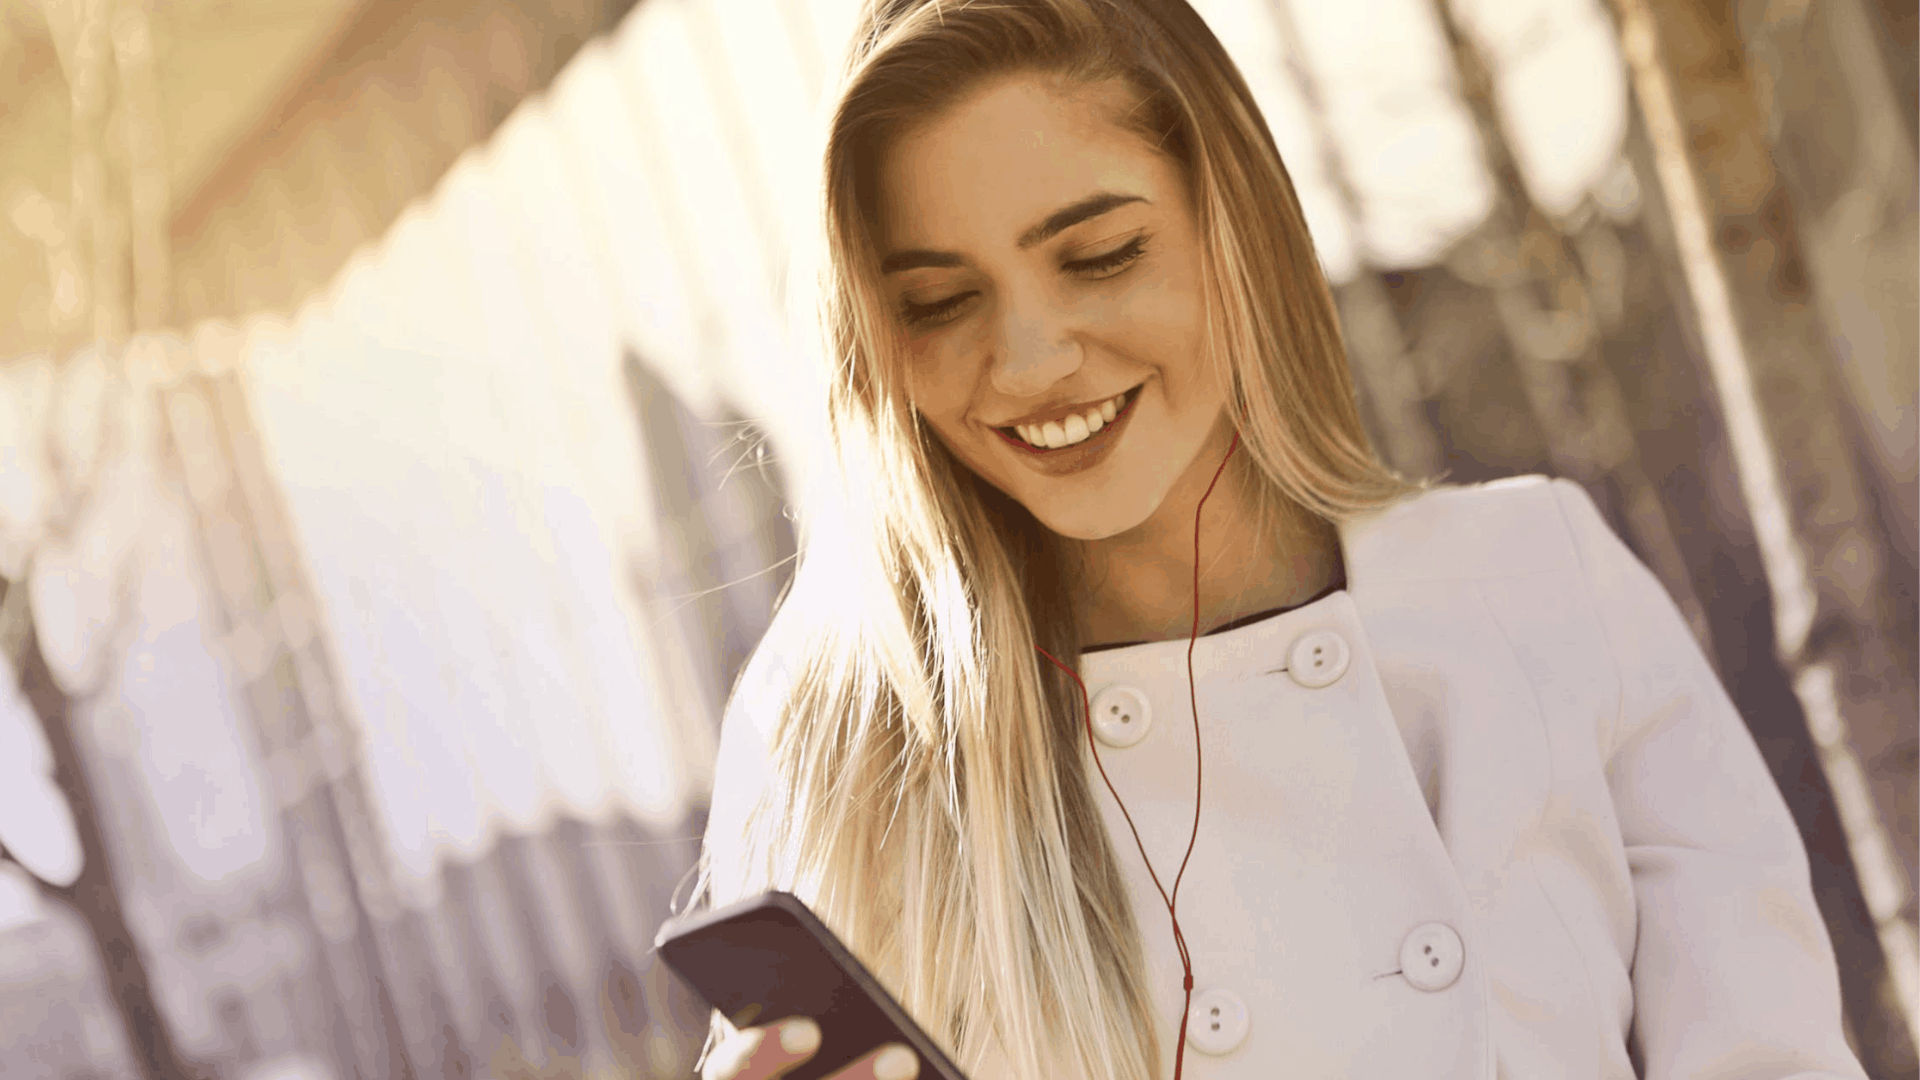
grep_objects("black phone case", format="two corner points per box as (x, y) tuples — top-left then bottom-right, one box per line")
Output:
(653, 891), (971, 1080)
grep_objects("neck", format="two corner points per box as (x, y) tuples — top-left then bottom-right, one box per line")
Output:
(1072, 421), (1341, 649)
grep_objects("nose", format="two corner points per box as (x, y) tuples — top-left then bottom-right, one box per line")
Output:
(990, 294), (1083, 398)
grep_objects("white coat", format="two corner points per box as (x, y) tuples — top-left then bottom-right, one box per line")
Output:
(704, 475), (1867, 1080)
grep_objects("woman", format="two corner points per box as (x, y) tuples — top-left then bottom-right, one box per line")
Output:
(691, 1), (1866, 1078)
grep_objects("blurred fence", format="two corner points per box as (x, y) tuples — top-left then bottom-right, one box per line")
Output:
(0, 0), (1913, 1077)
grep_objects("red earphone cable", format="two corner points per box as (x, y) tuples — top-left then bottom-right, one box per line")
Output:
(1036, 431), (1239, 1080)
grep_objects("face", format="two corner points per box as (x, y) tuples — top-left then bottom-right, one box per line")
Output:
(876, 73), (1231, 541)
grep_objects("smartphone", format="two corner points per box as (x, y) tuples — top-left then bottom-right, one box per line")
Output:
(653, 891), (971, 1080)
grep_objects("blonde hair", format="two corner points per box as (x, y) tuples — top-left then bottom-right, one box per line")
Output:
(696, 2), (1420, 1078)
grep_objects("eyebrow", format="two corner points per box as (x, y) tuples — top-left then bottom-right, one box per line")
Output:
(880, 191), (1147, 274)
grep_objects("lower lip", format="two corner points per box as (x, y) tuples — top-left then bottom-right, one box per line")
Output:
(991, 388), (1142, 477)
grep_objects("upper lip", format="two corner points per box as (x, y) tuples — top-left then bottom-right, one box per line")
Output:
(989, 386), (1136, 430)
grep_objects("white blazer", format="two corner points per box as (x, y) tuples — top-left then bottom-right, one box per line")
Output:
(705, 475), (1867, 1080)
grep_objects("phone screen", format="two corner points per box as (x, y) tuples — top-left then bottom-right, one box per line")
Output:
(654, 892), (970, 1080)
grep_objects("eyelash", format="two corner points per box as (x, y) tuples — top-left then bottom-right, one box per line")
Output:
(898, 236), (1151, 329)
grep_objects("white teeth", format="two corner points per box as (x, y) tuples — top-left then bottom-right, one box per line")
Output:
(1011, 391), (1130, 450)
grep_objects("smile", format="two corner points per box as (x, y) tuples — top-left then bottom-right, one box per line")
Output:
(992, 386), (1142, 458)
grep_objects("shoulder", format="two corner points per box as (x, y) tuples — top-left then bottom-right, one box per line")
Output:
(713, 616), (804, 803)
(705, 616), (801, 867)
(1340, 473), (1616, 587)
(701, 633), (796, 903)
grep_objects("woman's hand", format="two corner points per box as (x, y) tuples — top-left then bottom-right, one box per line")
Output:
(702, 1018), (922, 1080)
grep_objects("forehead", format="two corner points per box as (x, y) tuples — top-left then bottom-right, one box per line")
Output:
(876, 74), (1173, 248)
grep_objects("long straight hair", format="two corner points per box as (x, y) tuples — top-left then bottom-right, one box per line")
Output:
(695, 3), (1420, 1078)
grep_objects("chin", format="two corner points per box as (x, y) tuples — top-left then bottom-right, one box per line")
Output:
(1027, 486), (1160, 542)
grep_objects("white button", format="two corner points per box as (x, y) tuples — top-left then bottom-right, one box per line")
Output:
(1287, 629), (1350, 688)
(1088, 686), (1152, 747)
(1186, 988), (1249, 1055)
(1399, 922), (1465, 991)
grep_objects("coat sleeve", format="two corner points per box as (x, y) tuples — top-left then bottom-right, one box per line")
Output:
(1549, 479), (1867, 1080)
(688, 640), (794, 1066)
(700, 638), (789, 907)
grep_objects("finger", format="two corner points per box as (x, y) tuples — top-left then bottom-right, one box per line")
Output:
(702, 1027), (765, 1080)
(832, 1042), (920, 1080)
(725, 1018), (824, 1080)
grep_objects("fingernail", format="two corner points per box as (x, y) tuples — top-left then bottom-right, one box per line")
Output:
(779, 1017), (821, 1054)
(874, 1044), (919, 1080)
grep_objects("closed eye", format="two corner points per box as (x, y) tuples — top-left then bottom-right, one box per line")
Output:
(1066, 235), (1148, 278)
(896, 235), (1150, 329)
(899, 292), (974, 328)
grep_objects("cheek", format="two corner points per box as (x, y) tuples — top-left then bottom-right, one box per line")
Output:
(1102, 279), (1208, 388)
(1151, 263), (1210, 380)
(906, 337), (983, 426)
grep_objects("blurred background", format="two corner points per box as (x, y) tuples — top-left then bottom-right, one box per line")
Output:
(0, 0), (1912, 1077)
